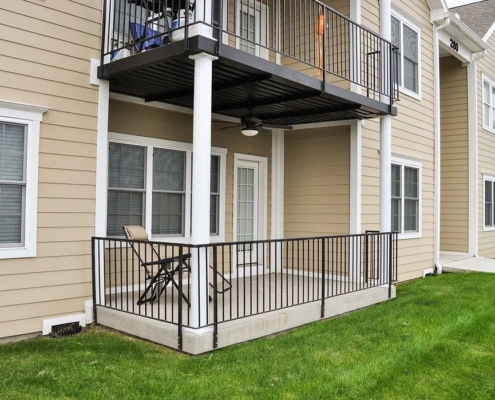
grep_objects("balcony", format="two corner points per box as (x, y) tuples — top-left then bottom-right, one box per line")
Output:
(98, 0), (398, 125)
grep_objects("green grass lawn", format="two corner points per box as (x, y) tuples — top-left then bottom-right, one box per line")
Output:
(1, 273), (495, 400)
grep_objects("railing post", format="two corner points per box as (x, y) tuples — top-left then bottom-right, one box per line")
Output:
(388, 233), (393, 298)
(321, 237), (326, 318)
(178, 245), (183, 351)
(364, 232), (369, 283)
(321, 8), (327, 89)
(213, 245), (218, 349)
(91, 237), (98, 325)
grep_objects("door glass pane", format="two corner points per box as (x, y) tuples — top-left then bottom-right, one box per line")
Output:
(237, 167), (255, 244)
(239, 10), (256, 54)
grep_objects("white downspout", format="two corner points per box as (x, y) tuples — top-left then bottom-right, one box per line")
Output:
(433, 18), (450, 274)
(468, 49), (487, 257)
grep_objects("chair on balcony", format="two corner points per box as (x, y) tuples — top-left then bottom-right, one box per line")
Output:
(123, 226), (191, 306)
(129, 22), (164, 53)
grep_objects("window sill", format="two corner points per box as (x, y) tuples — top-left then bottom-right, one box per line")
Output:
(398, 232), (421, 240)
(482, 125), (495, 135)
(398, 86), (421, 101)
(482, 226), (495, 232)
(0, 246), (36, 260)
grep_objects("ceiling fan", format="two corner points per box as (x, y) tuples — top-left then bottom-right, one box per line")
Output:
(219, 114), (293, 136)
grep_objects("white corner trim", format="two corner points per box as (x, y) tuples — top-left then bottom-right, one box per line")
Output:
(42, 314), (86, 335)
(483, 21), (495, 42)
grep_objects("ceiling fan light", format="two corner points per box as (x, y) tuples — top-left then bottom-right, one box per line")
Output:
(241, 128), (258, 137)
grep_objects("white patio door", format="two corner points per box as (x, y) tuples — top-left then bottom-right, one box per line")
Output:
(235, 160), (259, 264)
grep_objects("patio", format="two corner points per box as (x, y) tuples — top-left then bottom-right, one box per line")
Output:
(92, 232), (398, 353)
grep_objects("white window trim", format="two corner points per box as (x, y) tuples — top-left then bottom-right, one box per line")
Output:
(235, 0), (269, 60)
(482, 74), (495, 134)
(482, 173), (495, 232)
(391, 154), (422, 240)
(0, 101), (48, 259)
(391, 11), (422, 101)
(108, 132), (227, 243)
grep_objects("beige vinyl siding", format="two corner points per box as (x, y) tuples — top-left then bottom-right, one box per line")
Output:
(108, 99), (272, 244)
(439, 56), (469, 252)
(0, 1), (101, 338)
(477, 34), (495, 258)
(284, 125), (350, 237)
(361, 0), (435, 280)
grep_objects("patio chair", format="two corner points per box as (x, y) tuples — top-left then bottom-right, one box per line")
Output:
(123, 226), (191, 306)
(129, 22), (163, 53)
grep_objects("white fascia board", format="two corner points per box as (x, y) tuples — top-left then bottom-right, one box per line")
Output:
(438, 29), (473, 63)
(447, 13), (488, 52)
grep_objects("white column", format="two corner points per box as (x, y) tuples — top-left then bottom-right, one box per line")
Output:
(380, 0), (392, 233)
(468, 60), (479, 256)
(189, 52), (217, 329)
(271, 129), (284, 272)
(350, 121), (362, 282)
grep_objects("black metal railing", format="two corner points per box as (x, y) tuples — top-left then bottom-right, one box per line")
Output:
(101, 0), (399, 104)
(92, 231), (398, 349)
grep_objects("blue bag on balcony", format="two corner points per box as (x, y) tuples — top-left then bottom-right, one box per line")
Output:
(129, 22), (162, 52)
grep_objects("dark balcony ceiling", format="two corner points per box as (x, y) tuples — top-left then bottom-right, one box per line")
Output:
(99, 36), (397, 126)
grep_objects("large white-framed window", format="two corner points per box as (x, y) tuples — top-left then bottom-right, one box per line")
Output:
(483, 174), (495, 231)
(107, 132), (227, 243)
(391, 155), (422, 239)
(0, 101), (47, 259)
(391, 12), (421, 100)
(482, 75), (495, 134)
(235, 0), (269, 59)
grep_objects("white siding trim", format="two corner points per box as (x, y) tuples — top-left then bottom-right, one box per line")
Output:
(271, 130), (284, 239)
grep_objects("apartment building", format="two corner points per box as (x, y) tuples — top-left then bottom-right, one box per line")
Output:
(0, 0), (493, 352)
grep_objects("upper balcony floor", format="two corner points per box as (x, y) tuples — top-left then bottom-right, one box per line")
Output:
(98, 0), (399, 125)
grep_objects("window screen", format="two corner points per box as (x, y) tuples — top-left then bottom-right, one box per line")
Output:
(0, 122), (26, 245)
(107, 143), (145, 236)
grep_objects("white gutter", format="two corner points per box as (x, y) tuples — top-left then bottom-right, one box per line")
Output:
(468, 49), (487, 257)
(433, 17), (451, 274)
